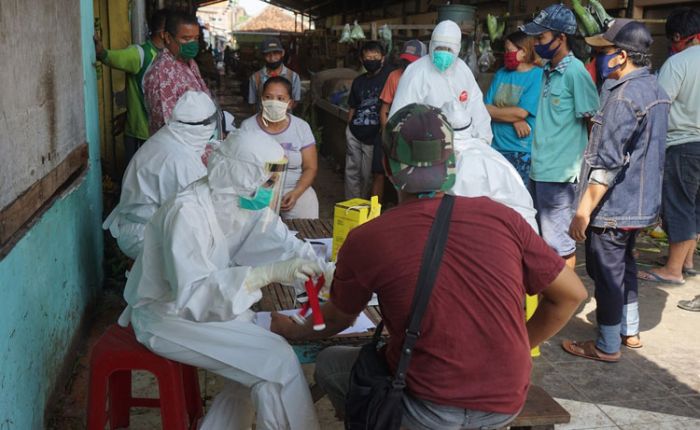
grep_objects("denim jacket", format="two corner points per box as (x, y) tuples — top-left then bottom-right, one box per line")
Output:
(579, 68), (670, 228)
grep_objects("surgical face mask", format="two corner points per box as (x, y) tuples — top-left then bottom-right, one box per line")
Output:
(432, 50), (455, 72)
(362, 59), (383, 73)
(535, 37), (559, 60)
(261, 99), (289, 123)
(596, 50), (622, 80)
(504, 51), (521, 70)
(265, 59), (283, 70)
(178, 40), (199, 60)
(239, 185), (274, 211)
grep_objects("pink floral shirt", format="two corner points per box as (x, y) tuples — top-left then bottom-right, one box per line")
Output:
(144, 49), (210, 134)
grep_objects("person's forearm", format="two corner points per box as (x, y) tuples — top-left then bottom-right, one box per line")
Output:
(526, 268), (587, 347)
(291, 166), (317, 196)
(347, 108), (355, 123)
(285, 303), (355, 341)
(486, 105), (528, 123)
(526, 295), (580, 347)
(576, 183), (608, 217)
(379, 102), (390, 129)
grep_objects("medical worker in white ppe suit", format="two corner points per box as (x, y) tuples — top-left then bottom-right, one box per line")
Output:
(103, 90), (217, 259)
(118, 130), (328, 430)
(390, 20), (538, 231)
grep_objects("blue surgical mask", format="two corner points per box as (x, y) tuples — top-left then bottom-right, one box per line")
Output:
(535, 37), (559, 60)
(596, 50), (622, 80)
(239, 186), (274, 210)
(432, 50), (455, 72)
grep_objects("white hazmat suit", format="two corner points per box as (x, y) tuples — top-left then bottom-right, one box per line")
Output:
(118, 130), (324, 430)
(103, 91), (217, 259)
(390, 20), (538, 231)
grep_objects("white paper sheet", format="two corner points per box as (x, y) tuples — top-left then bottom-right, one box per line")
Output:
(304, 237), (333, 261)
(254, 309), (376, 336)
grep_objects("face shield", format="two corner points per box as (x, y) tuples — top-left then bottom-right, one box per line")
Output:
(264, 160), (288, 213)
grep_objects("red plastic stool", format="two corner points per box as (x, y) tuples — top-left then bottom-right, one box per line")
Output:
(87, 324), (204, 429)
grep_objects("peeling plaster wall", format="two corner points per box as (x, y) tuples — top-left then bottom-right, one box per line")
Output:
(0, 0), (103, 427)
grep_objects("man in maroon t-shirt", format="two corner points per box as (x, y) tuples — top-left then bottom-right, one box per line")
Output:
(272, 104), (587, 429)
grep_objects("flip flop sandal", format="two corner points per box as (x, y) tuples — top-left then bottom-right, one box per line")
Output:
(637, 270), (685, 285)
(654, 257), (697, 276)
(621, 334), (643, 349)
(562, 340), (621, 363)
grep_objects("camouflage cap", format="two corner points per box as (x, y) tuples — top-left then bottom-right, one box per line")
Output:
(383, 103), (456, 194)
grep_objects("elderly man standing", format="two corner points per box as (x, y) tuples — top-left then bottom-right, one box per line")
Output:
(94, 9), (170, 163)
(103, 91), (217, 259)
(248, 37), (301, 109)
(144, 11), (210, 134)
(390, 20), (538, 231)
(272, 104), (586, 429)
(563, 20), (669, 362)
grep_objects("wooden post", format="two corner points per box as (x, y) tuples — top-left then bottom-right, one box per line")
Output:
(371, 22), (377, 40)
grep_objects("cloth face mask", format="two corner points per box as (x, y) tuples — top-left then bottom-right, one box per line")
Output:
(535, 38), (559, 60)
(596, 50), (622, 80)
(261, 99), (289, 123)
(504, 51), (521, 70)
(178, 40), (199, 60)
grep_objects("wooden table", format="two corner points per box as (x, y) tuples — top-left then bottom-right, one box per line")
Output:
(256, 219), (383, 364)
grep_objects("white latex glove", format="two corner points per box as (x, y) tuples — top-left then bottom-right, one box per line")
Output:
(318, 261), (336, 300)
(244, 258), (323, 293)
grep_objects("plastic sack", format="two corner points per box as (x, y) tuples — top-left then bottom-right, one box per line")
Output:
(478, 38), (495, 73)
(378, 24), (392, 55)
(340, 23), (352, 43)
(350, 20), (366, 41)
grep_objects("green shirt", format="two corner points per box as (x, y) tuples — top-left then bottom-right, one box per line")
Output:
(657, 45), (700, 147)
(531, 54), (599, 183)
(102, 40), (158, 140)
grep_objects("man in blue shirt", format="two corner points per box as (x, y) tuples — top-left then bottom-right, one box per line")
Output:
(563, 20), (670, 361)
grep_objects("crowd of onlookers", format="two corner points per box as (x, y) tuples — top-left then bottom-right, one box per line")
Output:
(96, 4), (700, 429)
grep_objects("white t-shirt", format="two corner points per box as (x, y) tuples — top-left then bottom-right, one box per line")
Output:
(240, 114), (315, 192)
(658, 45), (700, 147)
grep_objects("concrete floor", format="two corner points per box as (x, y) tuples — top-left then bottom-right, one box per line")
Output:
(46, 78), (700, 429)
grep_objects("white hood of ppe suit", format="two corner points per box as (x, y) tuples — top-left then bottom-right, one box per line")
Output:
(101, 91), (215, 259)
(119, 131), (322, 430)
(166, 90), (218, 156)
(389, 21), (537, 231)
(429, 20), (462, 62)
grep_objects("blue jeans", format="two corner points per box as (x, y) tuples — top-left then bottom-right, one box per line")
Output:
(586, 228), (640, 354)
(662, 142), (700, 243)
(314, 346), (518, 430)
(528, 180), (577, 257)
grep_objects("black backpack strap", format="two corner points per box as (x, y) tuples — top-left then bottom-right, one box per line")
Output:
(390, 194), (455, 388)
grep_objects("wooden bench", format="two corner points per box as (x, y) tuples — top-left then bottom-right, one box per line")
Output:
(508, 385), (570, 429)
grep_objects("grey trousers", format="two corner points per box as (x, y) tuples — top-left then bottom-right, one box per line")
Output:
(314, 346), (518, 430)
(344, 127), (374, 200)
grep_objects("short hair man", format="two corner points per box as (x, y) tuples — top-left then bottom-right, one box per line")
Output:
(640, 8), (700, 302)
(143, 11), (210, 134)
(521, 4), (600, 268)
(94, 9), (170, 162)
(272, 104), (587, 429)
(563, 20), (670, 361)
(345, 40), (393, 199)
(248, 37), (301, 109)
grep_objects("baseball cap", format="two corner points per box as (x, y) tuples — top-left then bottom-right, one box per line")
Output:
(383, 104), (456, 194)
(399, 39), (427, 62)
(260, 37), (284, 53)
(585, 19), (653, 53)
(520, 4), (578, 36)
